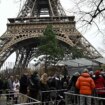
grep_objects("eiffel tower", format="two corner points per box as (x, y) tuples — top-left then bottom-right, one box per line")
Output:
(0, 0), (101, 70)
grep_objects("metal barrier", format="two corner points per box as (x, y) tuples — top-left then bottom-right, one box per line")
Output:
(40, 89), (67, 105)
(65, 92), (105, 105)
(95, 87), (105, 93)
(2, 88), (105, 105)
(0, 90), (41, 105)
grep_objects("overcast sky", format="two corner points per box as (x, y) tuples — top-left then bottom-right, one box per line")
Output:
(0, 0), (105, 62)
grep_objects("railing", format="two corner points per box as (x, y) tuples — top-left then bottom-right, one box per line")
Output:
(64, 91), (105, 105)
(0, 90), (41, 105)
(1, 89), (105, 105)
(8, 16), (75, 24)
(40, 89), (67, 105)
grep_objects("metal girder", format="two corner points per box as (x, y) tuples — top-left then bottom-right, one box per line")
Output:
(14, 47), (32, 70)
(18, 0), (66, 17)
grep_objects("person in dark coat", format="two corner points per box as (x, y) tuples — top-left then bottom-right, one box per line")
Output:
(28, 71), (40, 99)
(68, 72), (80, 105)
(3, 77), (9, 90)
(47, 76), (55, 89)
(8, 76), (14, 91)
(40, 73), (49, 104)
(53, 72), (62, 90)
(19, 73), (29, 94)
(94, 70), (105, 104)
(0, 76), (3, 95)
(61, 75), (69, 89)
(68, 72), (80, 104)
(68, 72), (80, 94)
(19, 73), (29, 103)
(7, 76), (14, 101)
(3, 77), (10, 101)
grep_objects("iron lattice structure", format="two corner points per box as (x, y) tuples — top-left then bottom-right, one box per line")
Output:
(0, 0), (101, 70)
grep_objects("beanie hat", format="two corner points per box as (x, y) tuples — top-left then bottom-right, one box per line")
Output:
(73, 72), (80, 76)
(95, 70), (100, 76)
(89, 71), (94, 75)
(83, 68), (89, 73)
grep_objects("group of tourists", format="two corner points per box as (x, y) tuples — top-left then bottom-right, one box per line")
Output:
(0, 68), (105, 105)
(0, 70), (70, 104)
(69, 68), (105, 105)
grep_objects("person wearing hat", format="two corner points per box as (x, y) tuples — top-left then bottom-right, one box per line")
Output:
(76, 68), (95, 105)
(68, 72), (80, 104)
(94, 70), (105, 104)
(68, 72), (80, 94)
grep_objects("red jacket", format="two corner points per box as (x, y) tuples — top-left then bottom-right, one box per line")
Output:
(94, 76), (105, 94)
(76, 73), (95, 95)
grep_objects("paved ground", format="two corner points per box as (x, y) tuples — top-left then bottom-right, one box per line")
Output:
(0, 96), (14, 105)
(0, 96), (7, 105)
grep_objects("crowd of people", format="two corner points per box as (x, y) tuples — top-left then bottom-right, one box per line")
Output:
(0, 68), (105, 105)
(0, 70), (70, 104)
(69, 68), (105, 105)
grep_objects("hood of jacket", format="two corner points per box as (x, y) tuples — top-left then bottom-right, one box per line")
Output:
(81, 73), (90, 77)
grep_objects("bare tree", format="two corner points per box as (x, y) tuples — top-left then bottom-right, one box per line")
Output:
(68, 0), (105, 34)
(64, 0), (105, 55)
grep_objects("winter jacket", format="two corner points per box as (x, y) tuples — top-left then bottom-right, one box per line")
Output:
(94, 75), (105, 94)
(40, 81), (49, 101)
(28, 74), (40, 99)
(29, 74), (40, 91)
(8, 79), (13, 90)
(0, 79), (3, 90)
(76, 73), (95, 95)
(19, 74), (29, 94)
(68, 75), (79, 94)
